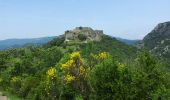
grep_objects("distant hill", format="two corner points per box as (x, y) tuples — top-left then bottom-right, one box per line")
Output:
(0, 36), (56, 50)
(115, 37), (140, 45)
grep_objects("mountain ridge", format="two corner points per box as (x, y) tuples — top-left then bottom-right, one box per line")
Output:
(0, 36), (56, 50)
(142, 21), (170, 66)
(115, 37), (140, 45)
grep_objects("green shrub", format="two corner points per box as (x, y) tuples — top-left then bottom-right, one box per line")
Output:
(10, 76), (22, 94)
(18, 76), (39, 98)
(90, 57), (132, 100)
(131, 51), (170, 99)
(78, 34), (87, 41)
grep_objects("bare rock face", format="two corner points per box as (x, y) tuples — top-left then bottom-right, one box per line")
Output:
(144, 21), (170, 42)
(64, 27), (103, 42)
(143, 21), (170, 59)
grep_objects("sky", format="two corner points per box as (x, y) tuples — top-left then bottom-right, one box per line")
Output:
(0, 0), (170, 40)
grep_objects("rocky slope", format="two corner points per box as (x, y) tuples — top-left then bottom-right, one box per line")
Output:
(143, 21), (170, 60)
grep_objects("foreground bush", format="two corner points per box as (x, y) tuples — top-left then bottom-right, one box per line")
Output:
(90, 51), (169, 100)
(0, 50), (169, 100)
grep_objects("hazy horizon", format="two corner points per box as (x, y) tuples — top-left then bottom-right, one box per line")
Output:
(0, 0), (170, 40)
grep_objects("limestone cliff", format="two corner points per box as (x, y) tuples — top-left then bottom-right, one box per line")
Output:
(143, 21), (170, 59)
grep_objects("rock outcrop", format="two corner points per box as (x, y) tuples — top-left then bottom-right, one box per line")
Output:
(143, 21), (170, 59)
(144, 21), (170, 43)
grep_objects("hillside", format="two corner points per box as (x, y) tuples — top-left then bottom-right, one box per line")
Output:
(143, 21), (170, 63)
(45, 27), (138, 60)
(0, 27), (169, 100)
(0, 36), (56, 50)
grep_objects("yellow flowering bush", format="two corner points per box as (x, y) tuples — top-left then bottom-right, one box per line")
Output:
(61, 59), (74, 70)
(45, 67), (60, 99)
(91, 54), (99, 59)
(60, 52), (84, 71)
(70, 51), (80, 60)
(10, 76), (21, 93)
(64, 74), (75, 83)
(117, 63), (125, 72)
(61, 51), (87, 89)
(11, 76), (20, 83)
(98, 52), (110, 59)
(65, 52), (90, 97)
(80, 66), (86, 75)
(92, 52), (110, 60)
(47, 67), (57, 79)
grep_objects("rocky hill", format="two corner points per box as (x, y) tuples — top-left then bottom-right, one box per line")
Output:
(143, 21), (170, 61)
(64, 27), (103, 43)
(45, 27), (138, 60)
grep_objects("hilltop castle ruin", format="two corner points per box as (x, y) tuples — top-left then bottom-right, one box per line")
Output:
(64, 27), (103, 42)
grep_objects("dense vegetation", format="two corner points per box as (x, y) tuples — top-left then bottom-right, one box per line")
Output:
(0, 35), (170, 100)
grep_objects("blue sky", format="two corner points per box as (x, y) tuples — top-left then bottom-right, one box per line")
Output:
(0, 0), (170, 40)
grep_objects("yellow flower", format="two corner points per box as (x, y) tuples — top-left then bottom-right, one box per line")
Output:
(117, 63), (125, 72)
(70, 52), (80, 60)
(80, 66), (86, 75)
(92, 52), (110, 60)
(61, 59), (74, 70)
(64, 74), (75, 83)
(47, 67), (57, 78)
(61, 64), (69, 70)
(66, 60), (74, 66)
(91, 54), (99, 59)
(98, 52), (109, 59)
(11, 76), (20, 83)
